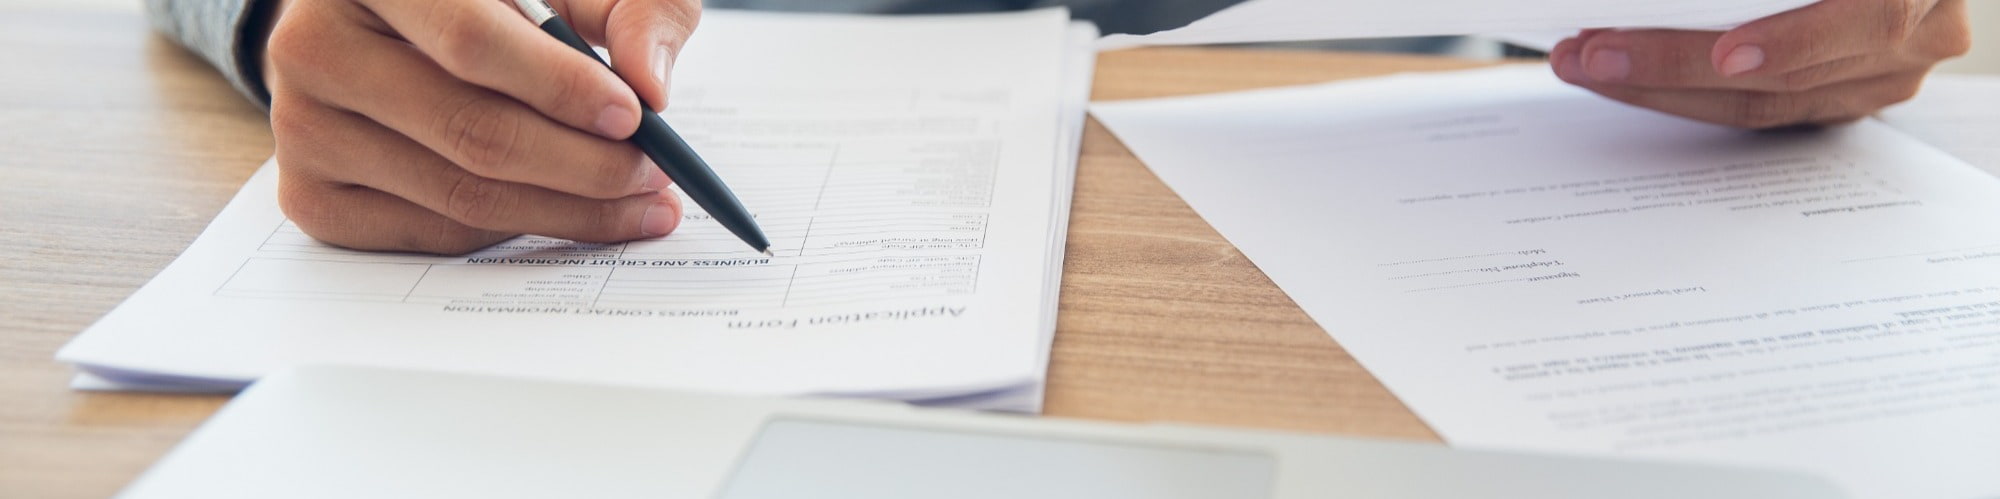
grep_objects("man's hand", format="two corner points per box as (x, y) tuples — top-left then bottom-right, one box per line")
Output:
(1550, 0), (1971, 129)
(260, 0), (700, 254)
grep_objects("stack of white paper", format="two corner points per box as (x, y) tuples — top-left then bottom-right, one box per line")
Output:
(1097, 0), (1816, 49)
(1093, 66), (2000, 498)
(58, 9), (1100, 413)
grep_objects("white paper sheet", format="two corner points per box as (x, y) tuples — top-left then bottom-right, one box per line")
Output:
(1879, 74), (2000, 178)
(1098, 0), (1815, 49)
(58, 9), (1094, 413)
(1093, 66), (2000, 499)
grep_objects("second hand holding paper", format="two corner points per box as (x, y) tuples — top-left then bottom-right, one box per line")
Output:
(1093, 66), (2000, 499)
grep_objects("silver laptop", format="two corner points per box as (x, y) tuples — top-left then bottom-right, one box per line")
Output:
(120, 366), (1848, 499)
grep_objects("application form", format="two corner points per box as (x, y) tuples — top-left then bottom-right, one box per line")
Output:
(1093, 66), (2000, 498)
(1098, 0), (1815, 49)
(58, 10), (1096, 413)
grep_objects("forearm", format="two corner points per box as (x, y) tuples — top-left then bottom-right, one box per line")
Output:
(145, 0), (276, 107)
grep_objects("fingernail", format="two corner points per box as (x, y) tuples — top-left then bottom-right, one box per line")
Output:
(640, 200), (679, 237)
(642, 168), (671, 192)
(1584, 49), (1631, 82)
(595, 105), (636, 138)
(653, 45), (673, 109)
(1720, 45), (1765, 76)
(653, 45), (670, 88)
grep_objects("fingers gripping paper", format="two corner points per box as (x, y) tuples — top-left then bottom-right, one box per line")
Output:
(1096, 0), (1818, 49)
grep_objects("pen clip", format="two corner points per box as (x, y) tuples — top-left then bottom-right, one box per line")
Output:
(511, 0), (560, 25)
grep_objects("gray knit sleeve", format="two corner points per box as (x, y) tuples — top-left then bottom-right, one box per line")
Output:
(145, 0), (270, 107)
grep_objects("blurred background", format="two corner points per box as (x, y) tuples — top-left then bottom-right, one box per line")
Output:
(6, 0), (1994, 74)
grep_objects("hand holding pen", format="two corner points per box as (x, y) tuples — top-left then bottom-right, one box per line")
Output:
(257, 0), (715, 255)
(514, 0), (772, 255)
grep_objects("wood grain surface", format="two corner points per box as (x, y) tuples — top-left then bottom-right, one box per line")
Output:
(0, 6), (1498, 498)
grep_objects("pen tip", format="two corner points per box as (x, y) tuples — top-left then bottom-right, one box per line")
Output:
(761, 248), (775, 257)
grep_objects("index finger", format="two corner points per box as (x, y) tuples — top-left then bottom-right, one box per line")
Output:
(355, 0), (645, 139)
(1712, 0), (1937, 77)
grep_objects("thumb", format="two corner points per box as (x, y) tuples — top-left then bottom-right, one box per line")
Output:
(1710, 0), (1935, 77)
(549, 0), (702, 112)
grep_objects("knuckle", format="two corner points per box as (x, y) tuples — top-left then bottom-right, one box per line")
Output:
(641, 0), (702, 56)
(1788, 36), (1837, 68)
(268, 98), (345, 179)
(427, 9), (496, 75)
(580, 200), (640, 243)
(659, 0), (703, 33)
(442, 174), (510, 227)
(542, 63), (600, 116)
(274, 168), (340, 239)
(436, 97), (526, 174)
(1776, 67), (1829, 92)
(1876, 0), (1920, 43)
(1646, 43), (1707, 84)
(588, 150), (649, 197)
(267, 97), (318, 143)
(263, 14), (334, 80)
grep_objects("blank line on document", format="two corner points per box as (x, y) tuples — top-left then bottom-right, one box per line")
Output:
(1841, 243), (2000, 264)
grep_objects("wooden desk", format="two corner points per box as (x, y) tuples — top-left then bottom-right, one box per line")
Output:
(0, 6), (1494, 498)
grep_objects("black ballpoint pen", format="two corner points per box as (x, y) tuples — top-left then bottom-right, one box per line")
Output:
(512, 0), (773, 256)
